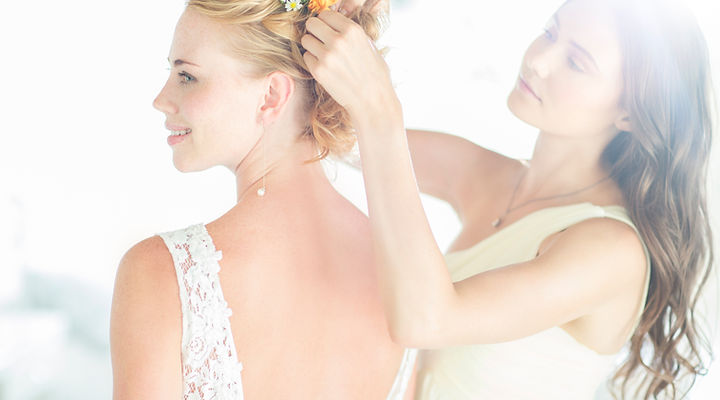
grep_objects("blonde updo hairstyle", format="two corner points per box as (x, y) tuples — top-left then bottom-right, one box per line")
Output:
(186, 0), (386, 161)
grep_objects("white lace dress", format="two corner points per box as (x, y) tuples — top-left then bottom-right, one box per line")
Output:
(159, 224), (417, 400)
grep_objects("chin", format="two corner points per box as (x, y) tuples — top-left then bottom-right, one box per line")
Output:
(507, 91), (541, 129)
(171, 153), (205, 173)
(172, 159), (193, 173)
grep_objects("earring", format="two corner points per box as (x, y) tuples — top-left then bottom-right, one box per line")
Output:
(257, 125), (266, 197)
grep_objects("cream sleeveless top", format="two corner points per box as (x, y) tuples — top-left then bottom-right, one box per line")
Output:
(415, 202), (651, 400)
(159, 223), (417, 400)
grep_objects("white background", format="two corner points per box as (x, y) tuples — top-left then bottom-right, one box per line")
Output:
(0, 0), (718, 398)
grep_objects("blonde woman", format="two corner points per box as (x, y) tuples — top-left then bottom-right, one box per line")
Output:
(305, 0), (715, 398)
(109, 1), (415, 399)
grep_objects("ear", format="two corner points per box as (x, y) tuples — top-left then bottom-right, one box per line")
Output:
(258, 71), (295, 126)
(614, 111), (632, 132)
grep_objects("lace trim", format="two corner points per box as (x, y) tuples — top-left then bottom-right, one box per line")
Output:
(159, 224), (244, 400)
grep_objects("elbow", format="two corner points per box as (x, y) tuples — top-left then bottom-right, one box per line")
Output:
(387, 320), (417, 348)
(386, 308), (444, 349)
(386, 290), (458, 348)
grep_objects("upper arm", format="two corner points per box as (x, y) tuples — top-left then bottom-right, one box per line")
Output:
(110, 236), (183, 400)
(411, 218), (648, 348)
(405, 129), (512, 217)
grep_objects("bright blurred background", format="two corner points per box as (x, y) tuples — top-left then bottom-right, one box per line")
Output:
(0, 0), (718, 398)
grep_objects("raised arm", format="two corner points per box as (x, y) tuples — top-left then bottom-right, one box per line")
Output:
(110, 237), (182, 400)
(349, 127), (514, 221)
(405, 129), (505, 216)
(345, 129), (475, 207)
(302, 10), (648, 350)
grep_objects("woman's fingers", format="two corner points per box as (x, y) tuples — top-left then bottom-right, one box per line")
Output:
(305, 16), (340, 44)
(301, 7), (392, 114)
(316, 10), (355, 34)
(300, 32), (327, 59)
(302, 49), (320, 73)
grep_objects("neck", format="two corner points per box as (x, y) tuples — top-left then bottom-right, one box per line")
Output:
(519, 130), (616, 202)
(233, 137), (329, 204)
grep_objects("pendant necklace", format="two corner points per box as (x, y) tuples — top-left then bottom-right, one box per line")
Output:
(491, 166), (611, 228)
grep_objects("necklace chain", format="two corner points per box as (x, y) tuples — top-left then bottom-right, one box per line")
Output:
(491, 164), (611, 228)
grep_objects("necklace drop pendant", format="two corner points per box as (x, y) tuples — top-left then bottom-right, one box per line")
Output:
(492, 217), (502, 228)
(257, 187), (266, 197)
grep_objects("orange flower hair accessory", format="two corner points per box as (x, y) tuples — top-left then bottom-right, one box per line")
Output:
(308, 0), (338, 13)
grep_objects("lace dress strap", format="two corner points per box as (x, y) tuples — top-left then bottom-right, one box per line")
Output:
(158, 223), (244, 400)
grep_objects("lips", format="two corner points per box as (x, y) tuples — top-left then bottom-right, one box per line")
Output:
(165, 122), (192, 146)
(518, 76), (542, 102)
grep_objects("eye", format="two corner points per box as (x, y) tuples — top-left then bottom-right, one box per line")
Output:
(178, 71), (195, 84)
(568, 57), (584, 73)
(542, 27), (557, 42)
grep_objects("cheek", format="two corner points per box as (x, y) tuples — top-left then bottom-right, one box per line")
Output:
(180, 84), (218, 125)
(185, 83), (252, 136)
(548, 77), (622, 131)
(199, 82), (263, 161)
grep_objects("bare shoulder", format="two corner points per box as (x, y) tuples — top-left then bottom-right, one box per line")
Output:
(568, 218), (646, 261)
(111, 235), (182, 399)
(113, 236), (177, 301)
(541, 217), (648, 290)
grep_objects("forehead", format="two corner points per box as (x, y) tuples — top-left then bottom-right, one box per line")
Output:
(169, 9), (239, 70)
(555, 0), (623, 74)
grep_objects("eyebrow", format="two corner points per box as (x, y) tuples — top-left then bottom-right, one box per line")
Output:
(168, 58), (200, 67)
(553, 14), (599, 70)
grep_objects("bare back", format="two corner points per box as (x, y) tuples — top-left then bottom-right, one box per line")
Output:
(111, 166), (414, 400)
(203, 174), (407, 399)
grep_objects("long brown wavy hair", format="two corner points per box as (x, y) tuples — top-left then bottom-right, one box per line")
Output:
(590, 0), (716, 397)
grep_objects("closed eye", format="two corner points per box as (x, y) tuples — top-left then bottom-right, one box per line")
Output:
(543, 28), (556, 41)
(568, 58), (584, 72)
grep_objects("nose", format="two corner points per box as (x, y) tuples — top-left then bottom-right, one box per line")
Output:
(527, 51), (550, 80)
(152, 80), (178, 115)
(526, 40), (560, 80)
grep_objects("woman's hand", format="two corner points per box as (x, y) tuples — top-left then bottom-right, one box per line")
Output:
(302, 10), (400, 129)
